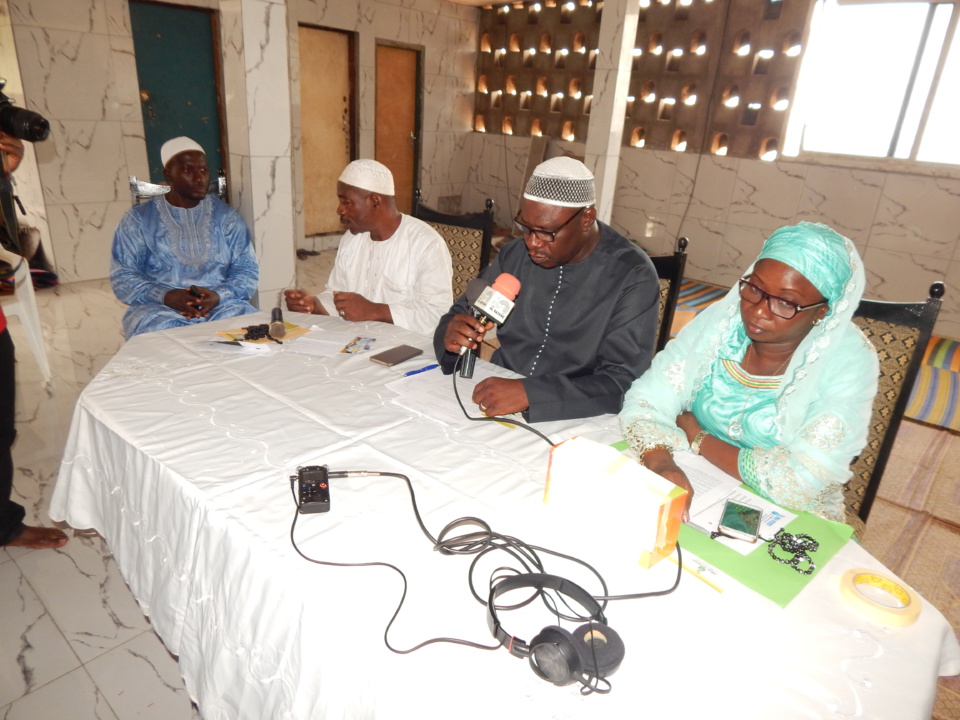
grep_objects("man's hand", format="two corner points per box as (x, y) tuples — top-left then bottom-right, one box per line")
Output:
(164, 287), (219, 318)
(285, 288), (323, 314)
(333, 291), (391, 323)
(164, 288), (203, 318)
(192, 287), (219, 316)
(442, 313), (493, 355)
(472, 377), (529, 417)
(0, 132), (25, 174)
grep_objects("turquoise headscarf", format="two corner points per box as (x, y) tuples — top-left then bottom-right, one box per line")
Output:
(755, 222), (852, 309)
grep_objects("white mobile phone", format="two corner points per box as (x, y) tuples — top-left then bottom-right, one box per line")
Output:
(716, 500), (762, 543)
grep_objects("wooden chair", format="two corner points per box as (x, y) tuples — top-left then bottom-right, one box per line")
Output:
(129, 170), (228, 206)
(649, 236), (689, 352)
(845, 281), (945, 536)
(412, 189), (495, 300)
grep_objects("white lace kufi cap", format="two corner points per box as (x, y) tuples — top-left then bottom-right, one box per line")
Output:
(523, 156), (596, 208)
(160, 136), (205, 168)
(338, 159), (395, 196)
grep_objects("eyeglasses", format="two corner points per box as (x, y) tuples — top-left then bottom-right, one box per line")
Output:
(513, 206), (584, 243)
(738, 278), (827, 320)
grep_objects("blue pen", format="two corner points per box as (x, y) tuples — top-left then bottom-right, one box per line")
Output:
(404, 364), (439, 377)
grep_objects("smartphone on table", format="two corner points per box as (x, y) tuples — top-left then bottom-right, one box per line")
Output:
(369, 344), (423, 367)
(716, 500), (762, 543)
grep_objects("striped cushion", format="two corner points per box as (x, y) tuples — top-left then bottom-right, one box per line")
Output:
(905, 364), (959, 432)
(922, 336), (960, 372)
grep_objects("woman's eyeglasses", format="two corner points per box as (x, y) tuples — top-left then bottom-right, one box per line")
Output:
(513, 206), (584, 243)
(738, 278), (827, 320)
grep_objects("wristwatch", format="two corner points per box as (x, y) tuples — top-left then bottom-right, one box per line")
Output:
(690, 430), (709, 455)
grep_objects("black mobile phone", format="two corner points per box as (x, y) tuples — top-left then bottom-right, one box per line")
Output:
(369, 344), (423, 367)
(716, 500), (762, 543)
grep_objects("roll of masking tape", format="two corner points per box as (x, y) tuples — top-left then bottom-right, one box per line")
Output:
(840, 569), (921, 627)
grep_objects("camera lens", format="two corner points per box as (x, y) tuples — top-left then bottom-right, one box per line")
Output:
(0, 104), (50, 143)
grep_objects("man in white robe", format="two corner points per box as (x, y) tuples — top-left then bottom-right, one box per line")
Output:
(285, 160), (452, 336)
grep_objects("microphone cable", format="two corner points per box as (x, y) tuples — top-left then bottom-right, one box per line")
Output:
(450, 352), (556, 447)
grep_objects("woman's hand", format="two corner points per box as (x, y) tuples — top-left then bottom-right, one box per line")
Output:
(676, 411), (702, 445)
(641, 447), (693, 521)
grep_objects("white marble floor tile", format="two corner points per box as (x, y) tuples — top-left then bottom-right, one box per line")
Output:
(0, 666), (119, 720)
(85, 632), (200, 720)
(0, 560), (81, 707)
(14, 532), (152, 664)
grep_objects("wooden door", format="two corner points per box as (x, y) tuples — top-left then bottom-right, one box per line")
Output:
(299, 26), (354, 236)
(129, 1), (225, 184)
(375, 45), (420, 214)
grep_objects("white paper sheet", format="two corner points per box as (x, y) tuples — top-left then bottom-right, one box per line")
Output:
(283, 327), (375, 357)
(675, 452), (796, 555)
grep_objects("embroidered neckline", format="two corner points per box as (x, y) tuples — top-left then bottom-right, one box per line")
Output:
(722, 357), (782, 390)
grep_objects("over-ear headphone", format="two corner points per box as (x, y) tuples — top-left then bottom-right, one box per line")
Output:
(486, 573), (625, 687)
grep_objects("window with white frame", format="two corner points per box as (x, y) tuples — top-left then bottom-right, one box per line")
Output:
(784, 0), (960, 165)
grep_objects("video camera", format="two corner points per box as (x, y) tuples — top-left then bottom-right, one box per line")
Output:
(0, 80), (49, 143)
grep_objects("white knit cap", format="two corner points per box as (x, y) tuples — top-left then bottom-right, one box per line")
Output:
(338, 159), (395, 196)
(523, 156), (596, 208)
(160, 136), (205, 168)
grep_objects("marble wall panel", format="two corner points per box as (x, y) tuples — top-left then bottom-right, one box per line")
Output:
(863, 246), (949, 303)
(796, 165), (884, 245)
(300, 0), (362, 30)
(715, 223), (769, 287)
(941, 260), (960, 340)
(674, 154), (738, 223)
(8, 0), (108, 33)
(44, 201), (126, 283)
(121, 119), (150, 181)
(608, 203), (667, 250)
(12, 27), (117, 122)
(726, 159), (807, 232)
(616, 147), (678, 213)
(34, 120), (126, 205)
(220, 0), (251, 160)
(0, 3), (51, 264)
(104, 0), (131, 35)
(869, 173), (960, 261)
(422, 73), (473, 135)
(249, 154), (296, 293)
(676, 217), (726, 281)
(243, 0), (293, 160)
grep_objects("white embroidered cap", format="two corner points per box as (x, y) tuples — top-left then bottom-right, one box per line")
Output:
(338, 159), (395, 196)
(160, 137), (206, 168)
(523, 156), (596, 208)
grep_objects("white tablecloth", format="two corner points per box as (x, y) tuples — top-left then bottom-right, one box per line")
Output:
(50, 313), (960, 720)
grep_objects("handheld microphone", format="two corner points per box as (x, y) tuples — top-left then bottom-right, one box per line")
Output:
(269, 306), (287, 339)
(460, 273), (520, 379)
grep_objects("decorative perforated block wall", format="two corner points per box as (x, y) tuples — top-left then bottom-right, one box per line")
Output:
(474, 0), (812, 161)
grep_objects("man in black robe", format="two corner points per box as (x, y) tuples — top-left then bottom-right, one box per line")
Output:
(433, 157), (659, 422)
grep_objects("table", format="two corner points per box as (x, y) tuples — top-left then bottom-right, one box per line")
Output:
(50, 313), (960, 720)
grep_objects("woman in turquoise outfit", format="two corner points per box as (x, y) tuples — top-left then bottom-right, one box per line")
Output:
(619, 222), (878, 523)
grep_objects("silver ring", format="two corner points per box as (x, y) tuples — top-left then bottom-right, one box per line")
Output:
(339, 310), (345, 318)
(479, 403), (486, 411)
